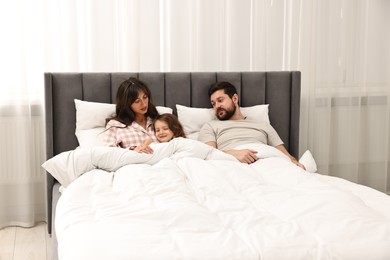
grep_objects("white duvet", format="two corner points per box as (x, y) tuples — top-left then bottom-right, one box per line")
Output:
(50, 138), (390, 260)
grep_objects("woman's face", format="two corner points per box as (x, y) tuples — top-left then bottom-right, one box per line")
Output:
(130, 90), (149, 116)
(154, 120), (174, 142)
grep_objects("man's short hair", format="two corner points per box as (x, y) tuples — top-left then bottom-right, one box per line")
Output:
(208, 81), (238, 99)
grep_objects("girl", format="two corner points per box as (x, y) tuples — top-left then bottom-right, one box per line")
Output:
(153, 114), (186, 142)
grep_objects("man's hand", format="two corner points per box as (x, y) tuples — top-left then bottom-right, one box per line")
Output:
(291, 158), (306, 170)
(275, 145), (306, 170)
(204, 141), (258, 164)
(225, 149), (258, 164)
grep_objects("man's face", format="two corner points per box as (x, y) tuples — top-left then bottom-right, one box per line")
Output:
(210, 89), (237, 120)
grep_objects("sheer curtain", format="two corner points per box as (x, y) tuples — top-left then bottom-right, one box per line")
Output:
(296, 0), (390, 193)
(0, 0), (389, 228)
(0, 1), (47, 228)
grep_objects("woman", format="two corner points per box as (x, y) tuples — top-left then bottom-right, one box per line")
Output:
(103, 77), (159, 153)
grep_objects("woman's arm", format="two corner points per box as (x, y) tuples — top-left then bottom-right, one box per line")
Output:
(103, 126), (120, 147)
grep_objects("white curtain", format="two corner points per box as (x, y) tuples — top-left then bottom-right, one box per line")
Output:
(296, 0), (390, 193)
(0, 0), (389, 228)
(0, 1), (47, 228)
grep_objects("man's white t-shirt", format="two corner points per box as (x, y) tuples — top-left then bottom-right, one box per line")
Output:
(198, 119), (284, 151)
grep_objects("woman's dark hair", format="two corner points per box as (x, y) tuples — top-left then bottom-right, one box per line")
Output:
(208, 81), (238, 99)
(106, 77), (159, 126)
(153, 114), (186, 138)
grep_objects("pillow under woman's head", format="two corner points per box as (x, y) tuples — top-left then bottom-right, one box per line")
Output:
(74, 99), (172, 147)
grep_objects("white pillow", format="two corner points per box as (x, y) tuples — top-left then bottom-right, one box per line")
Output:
(241, 104), (270, 123)
(76, 127), (106, 148)
(299, 150), (318, 173)
(156, 106), (174, 114)
(75, 99), (116, 131)
(74, 99), (173, 147)
(176, 105), (216, 137)
(176, 104), (270, 139)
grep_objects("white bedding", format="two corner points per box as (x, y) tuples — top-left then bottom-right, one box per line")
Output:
(52, 138), (390, 260)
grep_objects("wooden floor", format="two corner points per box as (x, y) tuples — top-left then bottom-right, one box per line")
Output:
(0, 222), (50, 260)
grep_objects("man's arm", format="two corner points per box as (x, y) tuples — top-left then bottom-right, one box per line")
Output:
(276, 144), (305, 170)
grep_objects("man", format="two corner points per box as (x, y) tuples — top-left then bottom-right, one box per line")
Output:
(198, 81), (305, 169)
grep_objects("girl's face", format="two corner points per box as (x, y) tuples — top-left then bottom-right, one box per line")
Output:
(130, 90), (149, 116)
(154, 120), (174, 142)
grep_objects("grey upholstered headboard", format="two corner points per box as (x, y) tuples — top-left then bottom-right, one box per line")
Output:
(44, 71), (301, 234)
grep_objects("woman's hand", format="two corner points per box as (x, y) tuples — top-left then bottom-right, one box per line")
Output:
(132, 139), (154, 154)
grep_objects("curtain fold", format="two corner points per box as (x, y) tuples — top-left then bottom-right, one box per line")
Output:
(0, 0), (389, 228)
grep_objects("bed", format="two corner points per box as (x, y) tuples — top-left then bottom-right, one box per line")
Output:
(43, 71), (390, 260)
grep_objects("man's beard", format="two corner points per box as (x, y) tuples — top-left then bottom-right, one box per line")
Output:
(216, 104), (236, 120)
